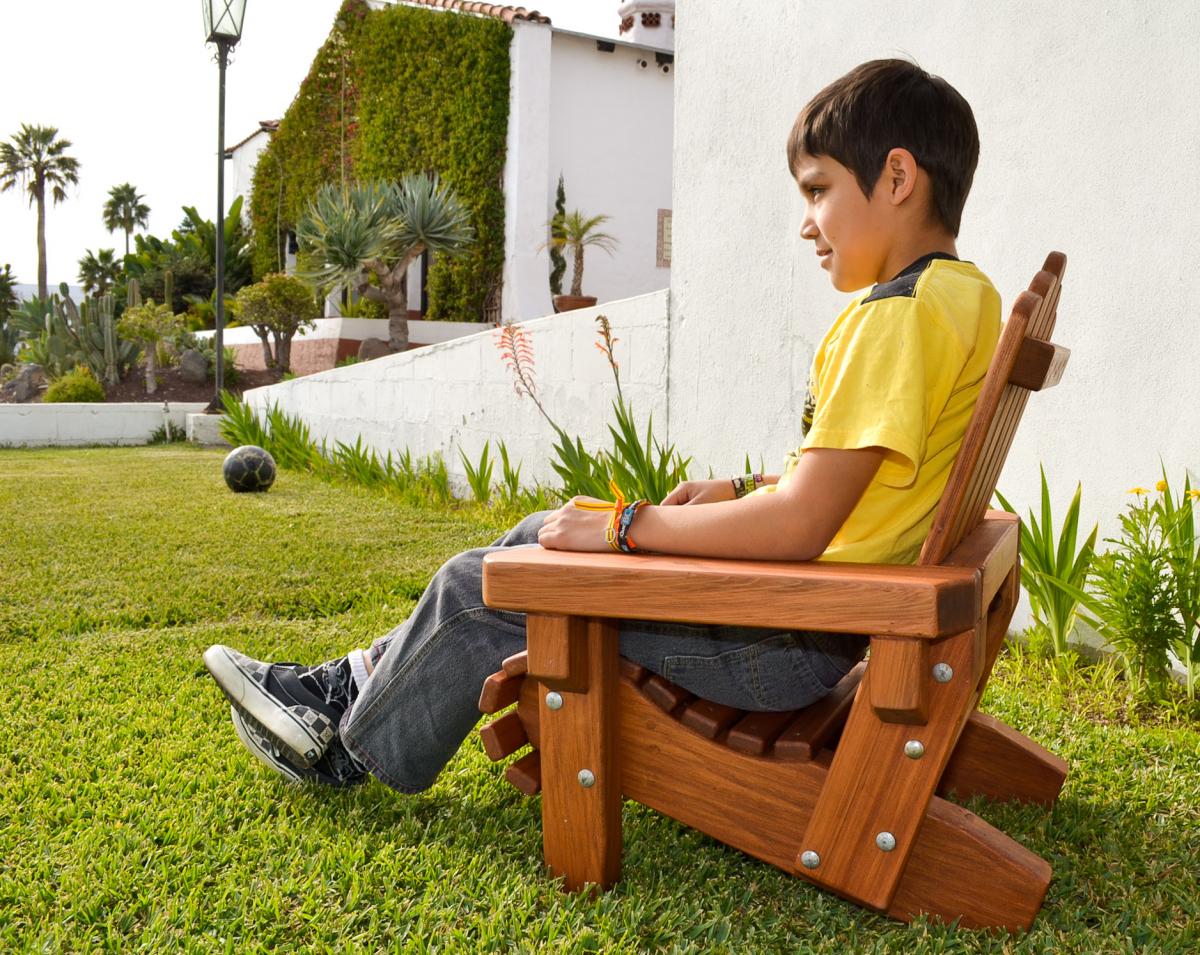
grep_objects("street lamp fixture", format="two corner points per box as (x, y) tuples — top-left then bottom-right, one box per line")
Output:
(201, 0), (248, 412)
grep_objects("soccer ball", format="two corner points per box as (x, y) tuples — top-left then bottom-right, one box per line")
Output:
(223, 445), (277, 493)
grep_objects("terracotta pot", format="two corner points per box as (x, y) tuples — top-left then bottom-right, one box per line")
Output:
(553, 294), (598, 313)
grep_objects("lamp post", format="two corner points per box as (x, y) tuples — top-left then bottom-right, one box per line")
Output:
(202, 0), (248, 412)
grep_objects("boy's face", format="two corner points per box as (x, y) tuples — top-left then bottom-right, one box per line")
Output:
(793, 152), (896, 292)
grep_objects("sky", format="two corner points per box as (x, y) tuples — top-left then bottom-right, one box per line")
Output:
(0, 0), (619, 293)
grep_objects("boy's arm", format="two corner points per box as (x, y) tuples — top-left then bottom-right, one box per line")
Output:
(538, 446), (884, 562)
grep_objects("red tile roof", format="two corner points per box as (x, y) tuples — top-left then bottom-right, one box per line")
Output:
(394, 0), (550, 25)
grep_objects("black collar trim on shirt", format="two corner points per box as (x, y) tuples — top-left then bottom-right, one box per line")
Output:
(862, 251), (960, 304)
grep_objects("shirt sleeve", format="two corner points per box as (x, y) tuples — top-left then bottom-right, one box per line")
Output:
(801, 298), (945, 488)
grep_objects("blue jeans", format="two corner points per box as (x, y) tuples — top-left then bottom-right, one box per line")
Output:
(340, 511), (867, 793)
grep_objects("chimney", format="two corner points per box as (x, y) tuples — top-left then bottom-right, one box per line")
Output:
(617, 1), (675, 52)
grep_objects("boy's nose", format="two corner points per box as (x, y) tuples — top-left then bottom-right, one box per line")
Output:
(800, 219), (819, 241)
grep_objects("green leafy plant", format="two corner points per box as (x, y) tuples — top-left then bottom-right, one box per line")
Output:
(333, 436), (387, 487)
(459, 441), (494, 504)
(117, 299), (182, 395)
(218, 391), (270, 446)
(233, 272), (320, 374)
(996, 467), (1098, 657)
(422, 452), (452, 505)
(1084, 491), (1183, 700)
(1156, 470), (1200, 696)
(496, 440), (522, 507)
(265, 404), (329, 474)
(147, 421), (187, 445)
(43, 364), (104, 402)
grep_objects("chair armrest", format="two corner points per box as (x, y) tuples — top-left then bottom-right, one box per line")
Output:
(482, 514), (1018, 638)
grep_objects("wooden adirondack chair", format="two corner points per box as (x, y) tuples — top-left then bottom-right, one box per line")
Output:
(476, 252), (1070, 931)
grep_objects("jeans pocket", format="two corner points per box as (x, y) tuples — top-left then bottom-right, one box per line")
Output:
(661, 631), (804, 711)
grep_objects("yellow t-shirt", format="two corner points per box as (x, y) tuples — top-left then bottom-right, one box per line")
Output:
(752, 254), (1000, 564)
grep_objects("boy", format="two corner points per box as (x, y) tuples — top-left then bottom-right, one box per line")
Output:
(205, 58), (999, 791)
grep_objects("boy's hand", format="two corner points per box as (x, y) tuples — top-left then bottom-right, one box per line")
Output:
(660, 479), (737, 506)
(537, 498), (612, 552)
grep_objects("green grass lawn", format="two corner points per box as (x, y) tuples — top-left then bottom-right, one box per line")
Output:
(1, 446), (1197, 953)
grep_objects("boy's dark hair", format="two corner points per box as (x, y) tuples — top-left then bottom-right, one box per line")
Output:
(787, 59), (979, 236)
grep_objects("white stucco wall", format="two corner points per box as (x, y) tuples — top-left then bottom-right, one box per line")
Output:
(0, 403), (208, 447)
(502, 20), (555, 323)
(670, 0), (1200, 541)
(240, 290), (669, 489)
(546, 31), (673, 307)
(226, 129), (272, 216)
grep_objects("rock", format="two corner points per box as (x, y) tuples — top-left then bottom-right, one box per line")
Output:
(179, 348), (209, 383)
(357, 338), (392, 362)
(13, 365), (42, 402)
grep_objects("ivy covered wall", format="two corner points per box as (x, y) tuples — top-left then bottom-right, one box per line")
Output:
(249, 0), (511, 322)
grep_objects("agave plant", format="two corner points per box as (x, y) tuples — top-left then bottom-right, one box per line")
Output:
(297, 175), (474, 352)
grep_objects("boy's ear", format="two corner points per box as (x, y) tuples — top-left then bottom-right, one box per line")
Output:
(881, 148), (919, 206)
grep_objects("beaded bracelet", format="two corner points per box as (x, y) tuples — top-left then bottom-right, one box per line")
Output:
(616, 499), (650, 553)
(730, 472), (765, 498)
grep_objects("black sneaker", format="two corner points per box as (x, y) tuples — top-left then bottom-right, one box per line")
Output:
(204, 645), (342, 767)
(229, 707), (367, 788)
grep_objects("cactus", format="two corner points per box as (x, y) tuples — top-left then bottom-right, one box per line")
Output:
(162, 270), (174, 313)
(127, 277), (142, 309)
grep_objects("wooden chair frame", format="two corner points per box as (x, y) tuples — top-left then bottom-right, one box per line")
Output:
(477, 253), (1070, 931)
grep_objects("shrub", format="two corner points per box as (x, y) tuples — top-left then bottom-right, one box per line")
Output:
(1085, 492), (1182, 700)
(44, 365), (105, 403)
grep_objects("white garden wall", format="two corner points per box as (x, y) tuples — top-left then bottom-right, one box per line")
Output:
(240, 290), (670, 489)
(0, 403), (208, 447)
(670, 0), (1200, 541)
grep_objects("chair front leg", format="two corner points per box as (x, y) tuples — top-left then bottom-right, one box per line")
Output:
(527, 613), (622, 892)
(797, 624), (979, 912)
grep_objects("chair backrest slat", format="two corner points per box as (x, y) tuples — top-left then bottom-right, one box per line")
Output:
(919, 252), (1067, 566)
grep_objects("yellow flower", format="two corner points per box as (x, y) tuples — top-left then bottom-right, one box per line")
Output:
(1188, 490), (1200, 501)
(1156, 479), (1168, 493)
(1128, 487), (1150, 495)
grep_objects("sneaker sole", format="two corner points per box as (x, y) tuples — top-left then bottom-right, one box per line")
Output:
(204, 645), (328, 767)
(230, 706), (304, 783)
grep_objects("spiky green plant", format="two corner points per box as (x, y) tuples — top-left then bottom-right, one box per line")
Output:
(297, 175), (474, 352)
(996, 467), (1098, 657)
(460, 441), (494, 505)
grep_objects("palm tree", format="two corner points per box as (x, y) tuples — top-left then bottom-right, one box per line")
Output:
(544, 210), (618, 297)
(297, 175), (474, 352)
(78, 248), (122, 297)
(0, 124), (81, 300)
(103, 183), (150, 257)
